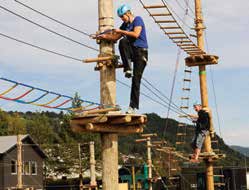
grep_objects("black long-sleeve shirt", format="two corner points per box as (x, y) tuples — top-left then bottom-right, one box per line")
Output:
(196, 109), (210, 131)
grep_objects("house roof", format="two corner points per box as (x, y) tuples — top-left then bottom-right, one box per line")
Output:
(0, 134), (46, 158)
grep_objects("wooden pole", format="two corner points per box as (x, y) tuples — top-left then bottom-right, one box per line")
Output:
(17, 134), (23, 190)
(132, 166), (136, 190)
(147, 137), (153, 190)
(89, 141), (97, 188)
(78, 143), (83, 190)
(194, 0), (214, 190)
(98, 0), (118, 190)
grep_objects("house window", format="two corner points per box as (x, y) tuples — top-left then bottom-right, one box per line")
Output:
(24, 161), (30, 175)
(30, 161), (37, 175)
(11, 160), (17, 174)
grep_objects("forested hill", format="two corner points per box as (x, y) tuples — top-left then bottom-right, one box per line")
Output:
(231, 145), (249, 156)
(0, 110), (246, 175)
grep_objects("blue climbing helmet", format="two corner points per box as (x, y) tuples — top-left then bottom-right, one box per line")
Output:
(117, 4), (131, 17)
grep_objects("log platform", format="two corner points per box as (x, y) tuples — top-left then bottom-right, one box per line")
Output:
(70, 113), (147, 134)
(189, 152), (226, 162)
(185, 54), (219, 67)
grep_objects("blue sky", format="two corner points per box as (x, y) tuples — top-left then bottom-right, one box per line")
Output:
(0, 0), (248, 146)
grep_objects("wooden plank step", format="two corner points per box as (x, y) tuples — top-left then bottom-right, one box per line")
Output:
(181, 97), (190, 100)
(155, 20), (176, 23)
(214, 183), (225, 186)
(183, 79), (191, 82)
(178, 123), (185, 127)
(169, 36), (188, 39)
(176, 141), (185, 145)
(176, 133), (186, 136)
(180, 106), (189, 109)
(214, 175), (224, 178)
(174, 40), (192, 43)
(150, 13), (171, 16)
(168, 176), (180, 180)
(186, 50), (203, 53)
(185, 48), (202, 51)
(213, 149), (220, 152)
(178, 115), (188, 118)
(160, 26), (180, 29)
(165, 32), (184, 35)
(170, 168), (178, 171)
(179, 44), (196, 47)
(182, 88), (191, 91)
(144, 5), (166, 9)
(184, 70), (192, 73)
(182, 47), (198, 50)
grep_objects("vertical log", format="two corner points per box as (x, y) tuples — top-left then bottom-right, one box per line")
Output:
(90, 141), (97, 188)
(98, 1), (118, 190)
(194, 0), (214, 189)
(17, 134), (23, 190)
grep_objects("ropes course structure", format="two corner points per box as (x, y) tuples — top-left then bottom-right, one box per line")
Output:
(0, 0), (225, 189)
(0, 77), (105, 112)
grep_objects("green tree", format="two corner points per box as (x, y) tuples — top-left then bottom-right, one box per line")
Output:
(72, 92), (82, 109)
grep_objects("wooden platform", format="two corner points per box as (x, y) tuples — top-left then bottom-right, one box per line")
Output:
(185, 54), (219, 67)
(189, 152), (226, 162)
(70, 113), (147, 134)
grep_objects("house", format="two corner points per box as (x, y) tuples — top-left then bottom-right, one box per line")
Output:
(0, 135), (46, 190)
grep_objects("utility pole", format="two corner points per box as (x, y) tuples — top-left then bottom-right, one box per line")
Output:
(89, 141), (97, 189)
(78, 143), (83, 190)
(16, 134), (23, 190)
(194, 0), (214, 189)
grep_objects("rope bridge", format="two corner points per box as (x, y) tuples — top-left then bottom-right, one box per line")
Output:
(0, 77), (104, 112)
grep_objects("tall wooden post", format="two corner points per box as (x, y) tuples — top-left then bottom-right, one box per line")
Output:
(17, 134), (23, 190)
(78, 143), (83, 190)
(132, 166), (136, 190)
(89, 141), (97, 188)
(194, 0), (214, 190)
(98, 0), (118, 190)
(146, 137), (153, 190)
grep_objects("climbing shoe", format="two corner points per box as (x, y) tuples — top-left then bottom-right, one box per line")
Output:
(125, 70), (132, 78)
(126, 107), (136, 114)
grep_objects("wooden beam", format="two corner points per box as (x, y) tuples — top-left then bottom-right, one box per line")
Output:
(155, 20), (176, 23)
(144, 5), (166, 9)
(109, 115), (132, 124)
(169, 36), (188, 39)
(86, 123), (144, 134)
(82, 107), (120, 115)
(161, 26), (180, 29)
(83, 56), (113, 63)
(165, 32), (184, 35)
(135, 138), (147, 143)
(71, 115), (108, 125)
(141, 133), (157, 137)
(150, 13), (171, 16)
(173, 40), (192, 43)
(128, 116), (147, 125)
(71, 123), (144, 134)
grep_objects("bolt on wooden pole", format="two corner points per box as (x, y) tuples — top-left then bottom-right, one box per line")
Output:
(17, 134), (23, 190)
(89, 141), (97, 188)
(98, 0), (118, 190)
(194, 0), (214, 189)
